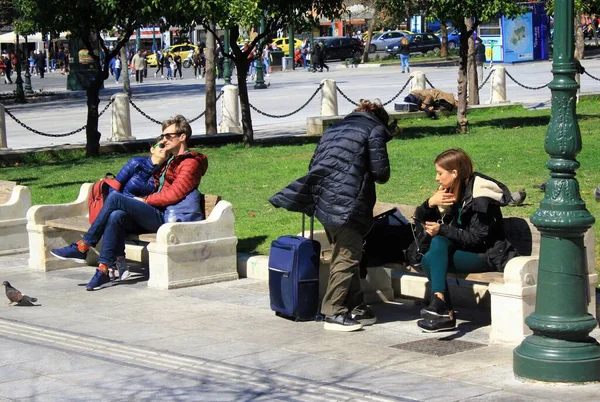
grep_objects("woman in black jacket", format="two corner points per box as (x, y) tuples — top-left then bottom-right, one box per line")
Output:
(270, 99), (394, 332)
(415, 148), (517, 332)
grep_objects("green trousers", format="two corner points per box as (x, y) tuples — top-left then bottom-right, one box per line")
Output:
(421, 235), (490, 297)
(320, 225), (365, 317)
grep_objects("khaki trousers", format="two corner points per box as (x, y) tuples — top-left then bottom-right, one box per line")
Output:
(320, 225), (365, 316)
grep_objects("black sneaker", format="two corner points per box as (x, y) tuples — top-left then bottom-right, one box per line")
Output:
(324, 313), (363, 332)
(420, 294), (451, 321)
(351, 303), (377, 326)
(417, 317), (457, 333)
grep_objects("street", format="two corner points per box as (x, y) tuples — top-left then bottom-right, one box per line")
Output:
(1, 56), (600, 150)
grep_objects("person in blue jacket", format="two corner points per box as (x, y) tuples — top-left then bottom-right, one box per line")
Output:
(102, 142), (169, 280)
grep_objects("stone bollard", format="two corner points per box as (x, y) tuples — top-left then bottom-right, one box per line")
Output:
(219, 85), (242, 134)
(0, 104), (8, 150)
(490, 66), (507, 104)
(109, 93), (136, 142)
(410, 71), (426, 91)
(320, 79), (338, 116)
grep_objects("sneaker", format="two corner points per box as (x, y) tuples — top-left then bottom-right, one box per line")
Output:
(86, 270), (111, 291)
(420, 294), (451, 321)
(324, 313), (363, 332)
(351, 303), (377, 326)
(116, 259), (132, 281)
(417, 317), (457, 333)
(50, 243), (87, 264)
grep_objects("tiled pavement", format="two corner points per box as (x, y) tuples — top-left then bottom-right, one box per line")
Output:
(1, 253), (600, 401)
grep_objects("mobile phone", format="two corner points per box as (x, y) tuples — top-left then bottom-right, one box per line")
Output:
(412, 216), (425, 225)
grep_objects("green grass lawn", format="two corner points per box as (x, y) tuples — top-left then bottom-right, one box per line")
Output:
(3, 100), (600, 263)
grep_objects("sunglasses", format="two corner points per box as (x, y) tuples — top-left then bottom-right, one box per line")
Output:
(158, 132), (181, 141)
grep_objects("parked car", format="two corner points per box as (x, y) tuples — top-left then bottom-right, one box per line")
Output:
(386, 33), (441, 56)
(314, 36), (364, 61)
(435, 29), (461, 48)
(271, 37), (304, 56)
(146, 43), (198, 67)
(368, 30), (408, 53)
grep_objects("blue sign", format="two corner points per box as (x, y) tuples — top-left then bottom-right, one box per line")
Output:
(502, 12), (534, 62)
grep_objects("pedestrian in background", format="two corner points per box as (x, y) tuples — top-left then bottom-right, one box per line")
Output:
(154, 48), (163, 78)
(3, 52), (12, 84)
(399, 36), (410, 73)
(475, 37), (486, 85)
(114, 54), (122, 84)
(132, 50), (144, 83)
(174, 53), (182, 79)
(36, 50), (46, 78)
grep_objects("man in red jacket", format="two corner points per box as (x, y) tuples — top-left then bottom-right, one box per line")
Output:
(50, 115), (208, 290)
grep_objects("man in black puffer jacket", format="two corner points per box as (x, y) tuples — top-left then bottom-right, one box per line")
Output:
(269, 99), (394, 332)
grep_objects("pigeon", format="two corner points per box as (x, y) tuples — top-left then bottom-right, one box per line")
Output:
(594, 186), (600, 202)
(508, 188), (527, 206)
(2, 281), (37, 306)
(533, 182), (547, 192)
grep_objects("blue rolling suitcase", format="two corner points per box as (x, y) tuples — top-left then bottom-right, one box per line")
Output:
(268, 215), (321, 321)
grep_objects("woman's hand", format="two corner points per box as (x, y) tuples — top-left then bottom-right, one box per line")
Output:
(424, 221), (440, 237)
(428, 188), (456, 208)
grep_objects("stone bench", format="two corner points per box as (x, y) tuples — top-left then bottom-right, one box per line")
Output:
(0, 180), (31, 255)
(313, 202), (597, 344)
(306, 110), (452, 136)
(26, 183), (238, 290)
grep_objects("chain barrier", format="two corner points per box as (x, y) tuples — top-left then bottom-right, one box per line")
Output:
(129, 92), (223, 124)
(336, 85), (360, 106)
(3, 98), (114, 138)
(382, 76), (413, 106)
(249, 84), (324, 118)
(505, 70), (548, 90)
(188, 90), (224, 123)
(478, 69), (495, 91)
(426, 77), (436, 89)
(128, 98), (162, 124)
(584, 70), (600, 82)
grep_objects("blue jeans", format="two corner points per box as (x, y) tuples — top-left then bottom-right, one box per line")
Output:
(114, 68), (121, 82)
(400, 54), (409, 72)
(83, 192), (164, 266)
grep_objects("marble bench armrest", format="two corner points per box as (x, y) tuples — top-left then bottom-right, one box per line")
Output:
(26, 183), (92, 225)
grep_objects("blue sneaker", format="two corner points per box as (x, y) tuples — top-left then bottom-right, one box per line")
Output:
(50, 243), (87, 264)
(86, 270), (111, 291)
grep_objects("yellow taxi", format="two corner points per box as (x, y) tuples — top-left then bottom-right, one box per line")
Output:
(270, 37), (304, 56)
(146, 43), (198, 67)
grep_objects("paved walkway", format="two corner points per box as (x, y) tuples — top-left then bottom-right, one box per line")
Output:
(2, 58), (600, 150)
(1, 252), (600, 401)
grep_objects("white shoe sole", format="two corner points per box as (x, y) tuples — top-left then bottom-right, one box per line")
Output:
(420, 309), (451, 322)
(50, 251), (87, 264)
(323, 322), (363, 332)
(118, 270), (132, 281)
(353, 316), (377, 326)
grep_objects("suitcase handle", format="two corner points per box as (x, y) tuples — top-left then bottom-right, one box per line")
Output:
(301, 214), (314, 240)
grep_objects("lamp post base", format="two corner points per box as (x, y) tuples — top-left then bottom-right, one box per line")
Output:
(514, 334), (600, 383)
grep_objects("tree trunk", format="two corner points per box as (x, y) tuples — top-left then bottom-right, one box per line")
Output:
(574, 15), (585, 61)
(120, 45), (131, 96)
(361, 13), (376, 63)
(467, 19), (479, 105)
(85, 68), (102, 156)
(205, 22), (218, 134)
(456, 23), (469, 133)
(440, 23), (448, 58)
(229, 26), (254, 146)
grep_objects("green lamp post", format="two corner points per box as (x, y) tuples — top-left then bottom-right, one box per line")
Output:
(513, 0), (600, 383)
(223, 28), (232, 85)
(254, 18), (268, 90)
(288, 24), (294, 70)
